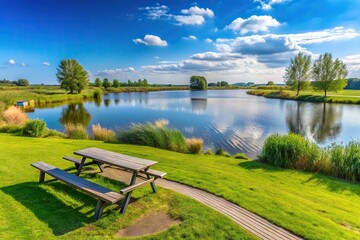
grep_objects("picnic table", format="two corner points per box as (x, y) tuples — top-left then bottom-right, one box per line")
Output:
(73, 147), (163, 213)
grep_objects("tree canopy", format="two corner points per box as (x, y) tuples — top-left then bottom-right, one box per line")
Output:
(102, 78), (111, 89)
(95, 78), (102, 87)
(190, 76), (208, 90)
(267, 81), (275, 86)
(56, 59), (88, 94)
(312, 53), (348, 96)
(284, 52), (311, 96)
(113, 79), (120, 88)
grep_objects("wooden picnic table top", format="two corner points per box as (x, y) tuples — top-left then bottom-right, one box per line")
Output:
(74, 147), (158, 172)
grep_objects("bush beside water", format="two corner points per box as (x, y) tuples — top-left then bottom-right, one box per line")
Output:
(92, 123), (116, 142)
(260, 133), (360, 182)
(23, 119), (46, 137)
(64, 123), (89, 139)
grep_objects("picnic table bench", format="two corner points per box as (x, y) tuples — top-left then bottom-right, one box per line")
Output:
(31, 147), (166, 220)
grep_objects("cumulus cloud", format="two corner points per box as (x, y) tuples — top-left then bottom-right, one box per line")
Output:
(8, 59), (16, 65)
(133, 34), (168, 46)
(182, 35), (197, 40)
(342, 54), (360, 77)
(96, 67), (136, 78)
(254, 0), (289, 10)
(181, 6), (214, 17)
(42, 62), (51, 66)
(226, 15), (281, 34)
(139, 4), (170, 20)
(190, 52), (245, 61)
(174, 15), (205, 25)
(205, 38), (213, 43)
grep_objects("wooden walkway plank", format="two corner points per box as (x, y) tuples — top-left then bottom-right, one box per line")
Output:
(157, 179), (303, 240)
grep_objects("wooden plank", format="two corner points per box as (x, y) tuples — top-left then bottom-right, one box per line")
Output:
(74, 148), (157, 171)
(120, 178), (154, 194)
(63, 156), (82, 164)
(31, 162), (124, 204)
(141, 169), (167, 178)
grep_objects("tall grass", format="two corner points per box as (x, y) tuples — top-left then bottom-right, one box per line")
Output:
(260, 133), (360, 182)
(118, 123), (188, 153)
(186, 138), (203, 154)
(64, 123), (89, 139)
(92, 123), (116, 142)
(2, 106), (28, 126)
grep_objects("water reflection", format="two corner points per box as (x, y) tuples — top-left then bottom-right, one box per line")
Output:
(60, 103), (91, 127)
(286, 102), (342, 143)
(191, 98), (207, 114)
(104, 99), (111, 107)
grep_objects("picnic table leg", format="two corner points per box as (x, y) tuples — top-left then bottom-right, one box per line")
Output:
(94, 199), (106, 220)
(120, 171), (137, 214)
(76, 157), (86, 176)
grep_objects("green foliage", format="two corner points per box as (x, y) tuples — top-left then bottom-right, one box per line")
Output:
(14, 79), (30, 86)
(64, 123), (89, 139)
(329, 141), (360, 182)
(94, 78), (102, 87)
(215, 148), (231, 157)
(204, 149), (214, 155)
(216, 81), (229, 87)
(0, 125), (23, 134)
(102, 78), (111, 89)
(112, 79), (120, 88)
(267, 81), (275, 86)
(22, 119), (47, 137)
(93, 89), (103, 99)
(118, 123), (188, 153)
(345, 78), (360, 90)
(284, 52), (311, 95)
(190, 76), (208, 90)
(56, 59), (89, 94)
(42, 129), (66, 138)
(312, 53), (348, 96)
(233, 153), (250, 160)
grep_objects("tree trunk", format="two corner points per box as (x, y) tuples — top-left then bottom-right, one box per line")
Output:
(324, 90), (327, 97)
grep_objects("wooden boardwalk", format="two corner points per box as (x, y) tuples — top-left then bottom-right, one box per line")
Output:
(158, 179), (303, 240)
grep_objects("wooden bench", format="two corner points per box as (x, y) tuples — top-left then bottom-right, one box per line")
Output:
(31, 161), (124, 220)
(63, 156), (103, 172)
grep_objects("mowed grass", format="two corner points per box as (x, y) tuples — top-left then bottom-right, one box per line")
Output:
(247, 89), (360, 104)
(0, 134), (255, 240)
(1, 134), (359, 239)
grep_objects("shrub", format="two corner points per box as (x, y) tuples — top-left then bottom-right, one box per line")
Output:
(215, 148), (231, 157)
(93, 89), (103, 99)
(204, 149), (214, 155)
(259, 133), (321, 170)
(22, 119), (46, 137)
(118, 123), (187, 153)
(233, 153), (250, 160)
(3, 106), (28, 126)
(0, 125), (23, 134)
(43, 129), (66, 138)
(92, 123), (116, 142)
(64, 123), (88, 139)
(329, 141), (360, 182)
(186, 138), (204, 154)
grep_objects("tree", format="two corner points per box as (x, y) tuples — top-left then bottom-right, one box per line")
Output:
(284, 52), (311, 96)
(56, 59), (88, 94)
(113, 79), (120, 88)
(312, 53), (348, 97)
(220, 81), (229, 87)
(267, 81), (275, 86)
(216, 82), (221, 87)
(190, 76), (208, 90)
(15, 79), (29, 86)
(102, 78), (111, 89)
(95, 78), (102, 87)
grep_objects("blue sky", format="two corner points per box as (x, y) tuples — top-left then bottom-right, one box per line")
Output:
(1, 0), (360, 84)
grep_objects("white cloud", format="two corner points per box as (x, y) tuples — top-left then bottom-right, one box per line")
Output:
(133, 34), (168, 46)
(174, 14), (205, 25)
(205, 38), (213, 43)
(42, 62), (51, 66)
(96, 67), (136, 78)
(8, 59), (16, 65)
(227, 15), (281, 35)
(190, 52), (244, 61)
(20, 63), (26, 67)
(181, 6), (214, 17)
(139, 4), (170, 20)
(342, 54), (360, 77)
(182, 35), (197, 40)
(254, 0), (289, 10)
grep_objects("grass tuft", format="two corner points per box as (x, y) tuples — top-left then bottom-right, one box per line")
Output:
(215, 148), (231, 157)
(2, 106), (28, 126)
(64, 123), (89, 139)
(91, 123), (116, 142)
(186, 138), (204, 154)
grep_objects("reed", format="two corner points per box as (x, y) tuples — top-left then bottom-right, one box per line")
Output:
(92, 123), (116, 142)
(64, 123), (89, 139)
(2, 106), (28, 126)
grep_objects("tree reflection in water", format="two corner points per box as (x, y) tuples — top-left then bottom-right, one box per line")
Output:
(60, 103), (91, 127)
(286, 101), (342, 143)
(191, 98), (207, 114)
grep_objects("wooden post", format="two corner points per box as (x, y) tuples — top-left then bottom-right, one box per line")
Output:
(76, 157), (87, 176)
(39, 171), (45, 182)
(120, 171), (137, 214)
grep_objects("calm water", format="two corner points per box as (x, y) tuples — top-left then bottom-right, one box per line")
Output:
(28, 90), (360, 158)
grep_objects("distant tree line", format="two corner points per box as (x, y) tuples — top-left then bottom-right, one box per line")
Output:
(94, 78), (150, 89)
(0, 78), (29, 86)
(345, 78), (360, 90)
(285, 52), (348, 97)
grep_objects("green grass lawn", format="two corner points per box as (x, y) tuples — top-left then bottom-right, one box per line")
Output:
(0, 134), (255, 240)
(247, 89), (360, 104)
(1, 134), (359, 239)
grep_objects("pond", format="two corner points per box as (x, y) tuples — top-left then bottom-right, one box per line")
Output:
(28, 90), (360, 158)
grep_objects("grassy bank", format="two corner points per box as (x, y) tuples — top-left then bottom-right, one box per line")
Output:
(0, 134), (255, 240)
(247, 89), (360, 104)
(1, 134), (359, 239)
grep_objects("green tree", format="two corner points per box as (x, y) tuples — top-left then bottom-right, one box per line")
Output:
(113, 79), (120, 88)
(15, 79), (30, 86)
(312, 53), (348, 97)
(56, 59), (88, 94)
(190, 76), (208, 90)
(284, 52), (311, 96)
(220, 81), (229, 87)
(95, 78), (102, 87)
(216, 82), (221, 87)
(267, 81), (275, 86)
(102, 78), (111, 89)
